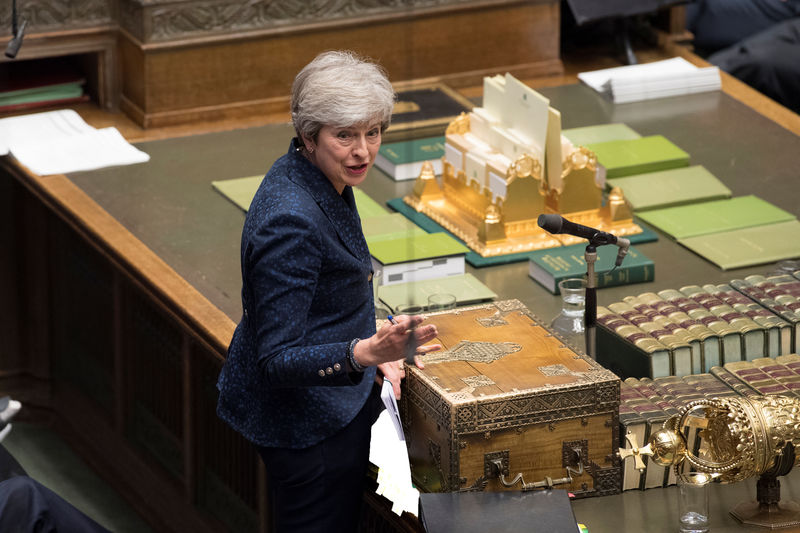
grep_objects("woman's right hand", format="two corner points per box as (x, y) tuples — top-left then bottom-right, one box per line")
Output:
(352, 315), (441, 369)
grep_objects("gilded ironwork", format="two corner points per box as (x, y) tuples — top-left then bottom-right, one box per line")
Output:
(461, 375), (496, 389)
(629, 395), (800, 484)
(422, 340), (522, 365)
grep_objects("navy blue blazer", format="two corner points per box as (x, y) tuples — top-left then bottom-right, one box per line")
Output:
(217, 139), (377, 449)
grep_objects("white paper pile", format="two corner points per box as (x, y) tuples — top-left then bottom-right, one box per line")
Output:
(578, 57), (721, 104)
(368, 379), (419, 517)
(0, 109), (149, 175)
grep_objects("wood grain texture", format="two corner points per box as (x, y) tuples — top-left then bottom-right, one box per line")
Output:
(118, 1), (561, 127)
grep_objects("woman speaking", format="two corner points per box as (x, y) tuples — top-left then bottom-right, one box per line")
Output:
(216, 50), (440, 532)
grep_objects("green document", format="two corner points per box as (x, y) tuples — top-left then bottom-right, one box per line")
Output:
(353, 188), (390, 217)
(378, 273), (497, 312)
(562, 123), (641, 147)
(607, 165), (732, 211)
(637, 195), (796, 240)
(528, 244), (654, 294)
(361, 213), (425, 243)
(211, 175), (262, 212)
(212, 176), (388, 217)
(369, 232), (468, 265)
(585, 135), (690, 178)
(679, 220), (800, 270)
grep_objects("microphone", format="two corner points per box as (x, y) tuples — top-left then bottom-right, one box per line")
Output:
(537, 214), (630, 266)
(5, 0), (26, 59)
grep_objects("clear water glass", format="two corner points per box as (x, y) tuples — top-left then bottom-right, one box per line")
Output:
(427, 293), (456, 312)
(549, 278), (586, 354)
(678, 473), (710, 533)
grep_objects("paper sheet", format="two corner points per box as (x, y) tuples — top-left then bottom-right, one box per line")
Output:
(0, 109), (149, 175)
(369, 379), (419, 516)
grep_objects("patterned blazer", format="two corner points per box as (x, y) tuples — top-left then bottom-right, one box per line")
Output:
(217, 139), (377, 449)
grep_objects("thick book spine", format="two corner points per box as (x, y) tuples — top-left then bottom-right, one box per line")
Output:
(622, 296), (703, 375)
(709, 366), (760, 399)
(618, 381), (649, 491)
(659, 288), (742, 364)
(623, 378), (671, 489)
(704, 283), (790, 357)
(730, 278), (800, 354)
(680, 285), (766, 362)
(723, 360), (796, 397)
(635, 292), (722, 372)
(596, 307), (672, 378)
(750, 357), (800, 399)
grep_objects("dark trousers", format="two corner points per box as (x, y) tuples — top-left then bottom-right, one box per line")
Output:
(0, 476), (110, 533)
(709, 18), (800, 114)
(257, 389), (382, 533)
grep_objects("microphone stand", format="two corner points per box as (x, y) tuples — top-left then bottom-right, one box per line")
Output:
(583, 242), (599, 360)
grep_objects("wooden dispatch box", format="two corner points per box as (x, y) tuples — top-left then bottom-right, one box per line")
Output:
(401, 300), (621, 498)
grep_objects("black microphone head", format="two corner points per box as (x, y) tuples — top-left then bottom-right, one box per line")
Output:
(5, 20), (25, 59)
(537, 214), (564, 234)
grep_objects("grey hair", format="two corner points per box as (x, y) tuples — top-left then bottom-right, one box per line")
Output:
(291, 50), (395, 141)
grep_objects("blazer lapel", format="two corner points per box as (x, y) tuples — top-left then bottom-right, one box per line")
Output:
(287, 146), (370, 263)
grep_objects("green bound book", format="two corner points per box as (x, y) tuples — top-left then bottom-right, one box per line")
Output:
(679, 220), (800, 270)
(585, 135), (690, 179)
(637, 195), (796, 240)
(374, 136), (445, 181)
(607, 165), (732, 212)
(562, 123), (641, 147)
(528, 244), (654, 294)
(362, 213), (427, 244)
(370, 232), (469, 286)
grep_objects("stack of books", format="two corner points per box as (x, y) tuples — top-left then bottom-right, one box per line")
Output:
(0, 58), (88, 113)
(578, 57), (721, 104)
(597, 273), (800, 379)
(618, 354), (800, 491)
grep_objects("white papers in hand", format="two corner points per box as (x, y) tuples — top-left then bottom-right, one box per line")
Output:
(369, 379), (419, 516)
(0, 109), (149, 175)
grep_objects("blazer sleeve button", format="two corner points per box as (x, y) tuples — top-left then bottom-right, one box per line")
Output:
(318, 369), (325, 377)
(326, 367), (333, 375)
(333, 363), (341, 372)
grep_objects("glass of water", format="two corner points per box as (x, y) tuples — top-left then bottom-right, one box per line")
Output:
(678, 472), (711, 533)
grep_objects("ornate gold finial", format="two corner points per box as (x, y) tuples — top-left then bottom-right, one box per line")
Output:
(607, 186), (633, 221)
(445, 112), (470, 135)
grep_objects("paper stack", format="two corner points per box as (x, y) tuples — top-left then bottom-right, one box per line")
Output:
(368, 379), (419, 517)
(0, 109), (149, 175)
(579, 57), (721, 104)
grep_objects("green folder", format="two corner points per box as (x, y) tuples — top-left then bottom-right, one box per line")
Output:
(378, 273), (497, 312)
(211, 175), (262, 212)
(562, 123), (641, 147)
(637, 195), (796, 240)
(211, 176), (388, 217)
(679, 220), (800, 270)
(607, 165), (732, 211)
(369, 232), (468, 265)
(585, 135), (690, 178)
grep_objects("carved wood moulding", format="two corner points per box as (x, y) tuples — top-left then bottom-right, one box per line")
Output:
(117, 0), (527, 44)
(0, 0), (114, 37)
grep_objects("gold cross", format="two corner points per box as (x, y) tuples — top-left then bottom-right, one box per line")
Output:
(618, 431), (653, 471)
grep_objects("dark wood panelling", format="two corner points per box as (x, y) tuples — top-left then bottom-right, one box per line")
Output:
(120, 1), (561, 127)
